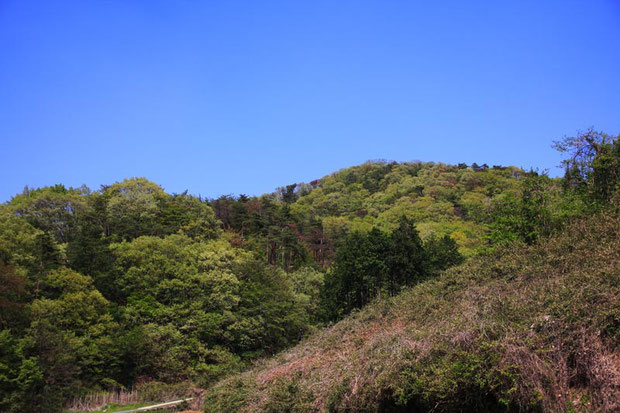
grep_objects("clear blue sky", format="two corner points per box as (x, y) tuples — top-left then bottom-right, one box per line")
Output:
(1, 1), (619, 201)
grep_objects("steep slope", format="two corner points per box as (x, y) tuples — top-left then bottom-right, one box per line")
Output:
(203, 210), (620, 412)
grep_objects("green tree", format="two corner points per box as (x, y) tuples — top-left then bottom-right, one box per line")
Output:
(7, 185), (87, 244)
(231, 260), (309, 355)
(320, 229), (390, 320)
(108, 234), (309, 384)
(425, 234), (464, 273)
(289, 267), (324, 322)
(0, 330), (47, 413)
(487, 172), (569, 246)
(386, 216), (428, 294)
(103, 178), (167, 240)
(66, 193), (114, 281)
(159, 192), (220, 240)
(0, 262), (27, 330)
(0, 206), (44, 272)
(554, 129), (620, 203)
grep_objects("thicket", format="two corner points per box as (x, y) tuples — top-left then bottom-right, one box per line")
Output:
(319, 217), (462, 321)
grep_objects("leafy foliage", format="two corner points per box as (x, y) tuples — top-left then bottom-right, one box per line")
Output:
(1, 131), (618, 411)
(0, 178), (314, 411)
(554, 129), (620, 204)
(319, 217), (456, 321)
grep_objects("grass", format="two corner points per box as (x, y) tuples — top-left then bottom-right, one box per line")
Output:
(64, 381), (201, 412)
(66, 400), (194, 413)
(203, 209), (619, 412)
(66, 401), (153, 413)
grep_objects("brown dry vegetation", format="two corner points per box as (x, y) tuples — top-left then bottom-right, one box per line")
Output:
(65, 381), (203, 412)
(203, 210), (620, 412)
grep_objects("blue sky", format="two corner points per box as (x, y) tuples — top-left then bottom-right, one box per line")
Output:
(1, 0), (619, 201)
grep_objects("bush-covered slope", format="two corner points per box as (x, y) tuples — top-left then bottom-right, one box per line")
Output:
(204, 209), (619, 412)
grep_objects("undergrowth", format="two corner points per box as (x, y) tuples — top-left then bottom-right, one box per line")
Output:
(203, 210), (620, 412)
(65, 381), (201, 412)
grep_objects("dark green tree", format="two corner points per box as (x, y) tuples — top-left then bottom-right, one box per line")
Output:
(320, 228), (390, 320)
(386, 217), (428, 294)
(66, 194), (114, 283)
(425, 235), (464, 273)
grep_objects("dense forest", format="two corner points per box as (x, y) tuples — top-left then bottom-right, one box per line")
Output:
(0, 130), (618, 412)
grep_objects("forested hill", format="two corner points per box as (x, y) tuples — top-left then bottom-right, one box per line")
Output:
(203, 206), (620, 412)
(202, 133), (620, 412)
(0, 130), (618, 412)
(211, 161), (528, 261)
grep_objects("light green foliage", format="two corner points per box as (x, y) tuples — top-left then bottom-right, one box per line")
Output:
(0, 206), (43, 270)
(31, 269), (119, 377)
(109, 235), (248, 380)
(7, 185), (88, 244)
(159, 192), (221, 241)
(416, 220), (486, 256)
(110, 234), (311, 383)
(211, 161), (523, 267)
(104, 178), (166, 240)
(3, 268), (122, 412)
(110, 235), (246, 305)
(102, 178), (220, 242)
(289, 267), (324, 321)
(288, 161), (522, 257)
(486, 172), (587, 246)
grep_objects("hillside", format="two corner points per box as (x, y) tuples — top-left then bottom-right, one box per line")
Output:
(1, 131), (617, 412)
(203, 209), (619, 412)
(212, 161), (525, 261)
(289, 161), (523, 256)
(0, 160), (531, 413)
